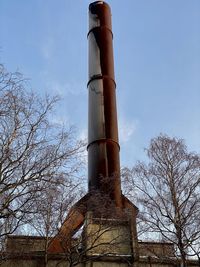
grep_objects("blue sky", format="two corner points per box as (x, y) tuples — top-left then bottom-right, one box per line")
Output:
(1, 0), (200, 167)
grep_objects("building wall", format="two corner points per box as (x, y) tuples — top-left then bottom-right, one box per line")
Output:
(2, 236), (199, 267)
(1, 254), (199, 267)
(84, 215), (132, 256)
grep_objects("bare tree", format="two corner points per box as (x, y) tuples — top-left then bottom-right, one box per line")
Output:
(29, 177), (86, 266)
(122, 134), (200, 266)
(0, 63), (85, 250)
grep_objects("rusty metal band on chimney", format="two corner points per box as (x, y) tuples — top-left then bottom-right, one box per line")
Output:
(88, 1), (122, 207)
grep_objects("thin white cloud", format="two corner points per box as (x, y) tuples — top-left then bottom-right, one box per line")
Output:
(118, 117), (138, 144)
(50, 113), (70, 127)
(79, 128), (87, 141)
(41, 37), (55, 60)
(45, 80), (86, 97)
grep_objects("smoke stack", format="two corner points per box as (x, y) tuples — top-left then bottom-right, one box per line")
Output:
(48, 2), (138, 254)
(88, 1), (122, 208)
